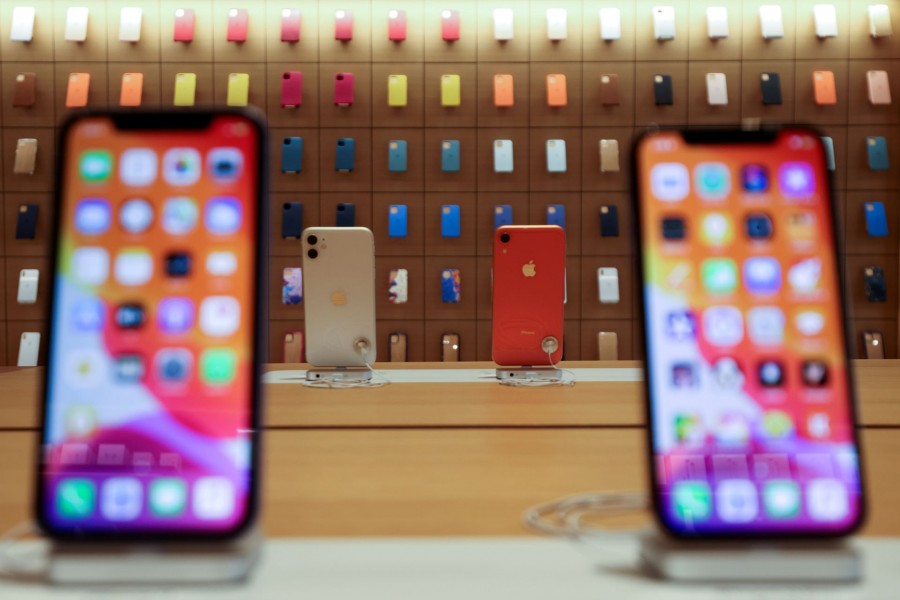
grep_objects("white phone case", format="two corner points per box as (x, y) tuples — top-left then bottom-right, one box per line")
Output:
(706, 7), (729, 39)
(706, 73), (728, 105)
(10, 6), (35, 42)
(546, 8), (567, 40)
(599, 8), (621, 41)
(119, 6), (142, 42)
(759, 5), (784, 40)
(868, 4), (892, 38)
(867, 70), (892, 105)
(493, 139), (514, 173)
(65, 6), (89, 42)
(17, 332), (40, 367)
(17, 269), (38, 304)
(493, 8), (514, 40)
(653, 6), (676, 40)
(546, 139), (567, 173)
(599, 139), (620, 173)
(813, 4), (838, 38)
(302, 227), (377, 367)
(598, 268), (620, 304)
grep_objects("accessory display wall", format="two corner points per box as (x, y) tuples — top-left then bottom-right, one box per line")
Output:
(1, 0), (898, 364)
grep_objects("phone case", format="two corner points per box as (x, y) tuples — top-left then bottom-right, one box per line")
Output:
(119, 6), (143, 42)
(864, 201), (888, 237)
(441, 74), (461, 107)
(867, 136), (889, 171)
(821, 136), (836, 171)
(226, 8), (248, 42)
(281, 202), (304, 238)
(336, 203), (356, 227)
(493, 140), (514, 173)
(546, 204), (566, 230)
(600, 139), (620, 173)
(867, 70), (891, 105)
(759, 4), (784, 39)
(336, 138), (355, 172)
(281, 71), (303, 108)
(600, 7), (621, 40)
(166, 74), (195, 109)
(334, 73), (355, 106)
(707, 6), (729, 39)
(388, 205), (408, 238)
(813, 71), (837, 105)
(388, 9), (407, 41)
(441, 9), (460, 41)
(760, 72), (782, 105)
(546, 139), (567, 173)
(546, 74), (567, 107)
(281, 8), (301, 42)
(598, 332), (619, 360)
(869, 4), (893, 38)
(119, 73), (143, 107)
(65, 6), (89, 42)
(598, 267), (620, 303)
(492, 225), (566, 366)
(66, 73), (90, 108)
(283, 331), (304, 363)
(302, 227), (376, 367)
(706, 72), (728, 105)
(441, 268), (461, 303)
(493, 8), (514, 40)
(546, 8), (568, 40)
(494, 205), (513, 230)
(654, 74), (674, 105)
(494, 74), (514, 107)
(653, 6), (676, 40)
(17, 269), (39, 304)
(15, 204), (38, 239)
(863, 331), (885, 359)
(282, 267), (303, 305)
(10, 6), (35, 42)
(17, 332), (40, 367)
(13, 72), (36, 108)
(388, 140), (408, 172)
(441, 205), (461, 238)
(389, 268), (408, 304)
(814, 3), (838, 38)
(600, 74), (620, 105)
(335, 9), (353, 41)
(173, 8), (195, 42)
(442, 334), (460, 361)
(227, 73), (250, 107)
(390, 333), (408, 361)
(600, 205), (619, 237)
(864, 265), (887, 302)
(14, 138), (37, 175)
(388, 74), (408, 107)
(441, 140), (460, 172)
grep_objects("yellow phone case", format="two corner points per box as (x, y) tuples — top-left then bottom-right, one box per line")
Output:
(388, 74), (408, 107)
(227, 73), (249, 107)
(441, 74), (461, 107)
(173, 72), (197, 107)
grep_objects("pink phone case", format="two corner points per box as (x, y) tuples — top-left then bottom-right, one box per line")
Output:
(281, 71), (302, 108)
(281, 8), (301, 42)
(335, 10), (353, 41)
(388, 9), (407, 41)
(441, 10), (460, 41)
(334, 72), (355, 106)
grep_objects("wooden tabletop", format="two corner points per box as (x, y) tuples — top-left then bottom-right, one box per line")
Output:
(1, 361), (898, 537)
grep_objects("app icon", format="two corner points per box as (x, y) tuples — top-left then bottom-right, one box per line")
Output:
(672, 482), (712, 523)
(64, 405), (96, 438)
(96, 444), (126, 466)
(743, 257), (782, 295)
(119, 198), (154, 234)
(807, 479), (849, 522)
(120, 148), (158, 186)
(763, 410), (794, 438)
(201, 349), (237, 386)
(75, 198), (112, 235)
(712, 357), (744, 390)
(795, 310), (825, 336)
(674, 414), (705, 445)
(694, 163), (731, 201)
(79, 150), (113, 183)
(716, 413), (750, 445)
(208, 148), (244, 181)
(165, 252), (191, 277)
(758, 360), (785, 388)
(157, 297), (194, 334)
(101, 477), (143, 521)
(64, 349), (107, 389)
(742, 164), (769, 192)
(806, 412), (831, 439)
(700, 213), (733, 246)
(650, 163), (690, 202)
(661, 217), (686, 240)
(778, 162), (815, 199)
(200, 296), (240, 337)
(207, 251), (237, 276)
(716, 480), (759, 523)
(205, 197), (242, 235)
(788, 258), (822, 294)
(745, 212), (774, 239)
(115, 304), (146, 329)
(788, 212), (817, 240)
(162, 148), (201, 186)
(665, 262), (692, 291)
(193, 476), (235, 520)
(56, 479), (96, 519)
(72, 247), (109, 286)
(114, 249), (153, 286)
(149, 478), (187, 517)
(701, 258), (738, 295)
(763, 480), (800, 519)
(748, 306), (785, 345)
(114, 354), (145, 383)
(162, 197), (199, 235)
(801, 360), (829, 387)
(666, 310), (697, 341)
(155, 348), (193, 385)
(72, 299), (105, 332)
(703, 306), (744, 346)
(672, 363), (698, 389)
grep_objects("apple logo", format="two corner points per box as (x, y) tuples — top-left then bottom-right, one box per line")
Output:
(330, 290), (347, 306)
(522, 261), (537, 277)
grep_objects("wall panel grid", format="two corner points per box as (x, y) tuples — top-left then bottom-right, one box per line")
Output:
(0, 1), (898, 364)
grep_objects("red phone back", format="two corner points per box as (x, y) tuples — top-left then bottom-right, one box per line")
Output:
(492, 226), (566, 366)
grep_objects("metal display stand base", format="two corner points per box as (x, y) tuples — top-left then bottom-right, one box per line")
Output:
(639, 530), (862, 583)
(495, 367), (563, 381)
(305, 367), (373, 383)
(48, 528), (262, 585)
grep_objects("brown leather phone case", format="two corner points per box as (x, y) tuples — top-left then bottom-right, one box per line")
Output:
(390, 333), (408, 362)
(863, 331), (885, 359)
(13, 72), (36, 107)
(597, 331), (618, 360)
(442, 333), (460, 362)
(600, 74), (620, 105)
(283, 331), (304, 363)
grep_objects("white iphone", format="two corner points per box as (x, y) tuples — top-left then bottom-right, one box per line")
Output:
(599, 8), (621, 41)
(493, 8), (514, 41)
(813, 4), (838, 38)
(759, 5), (784, 40)
(546, 8), (567, 41)
(653, 6), (676, 41)
(546, 139), (567, 173)
(65, 6), (89, 42)
(17, 332), (40, 367)
(17, 268), (38, 304)
(868, 5), (892, 38)
(10, 6), (36, 42)
(706, 73), (728, 105)
(119, 6), (142, 42)
(706, 6), (729, 39)
(598, 268), (620, 304)
(493, 139), (514, 173)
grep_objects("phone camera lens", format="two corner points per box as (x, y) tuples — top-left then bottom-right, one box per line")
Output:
(500, 233), (511, 243)
(307, 249), (318, 259)
(307, 234), (318, 245)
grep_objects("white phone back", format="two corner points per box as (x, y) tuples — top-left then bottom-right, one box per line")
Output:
(17, 332), (40, 367)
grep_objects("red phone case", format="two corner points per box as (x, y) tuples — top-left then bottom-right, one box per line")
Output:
(227, 8), (249, 42)
(173, 8), (195, 42)
(281, 8), (301, 42)
(441, 9), (460, 41)
(492, 226), (566, 366)
(335, 10), (353, 41)
(281, 71), (302, 107)
(388, 9), (407, 41)
(334, 72), (354, 105)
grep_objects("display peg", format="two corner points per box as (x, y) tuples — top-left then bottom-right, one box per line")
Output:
(305, 366), (373, 383)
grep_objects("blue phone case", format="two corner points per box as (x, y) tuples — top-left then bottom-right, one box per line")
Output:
(441, 204), (461, 238)
(865, 201), (888, 237)
(336, 202), (355, 227)
(867, 136), (889, 171)
(441, 140), (460, 173)
(493, 205), (512, 230)
(336, 138), (355, 172)
(281, 137), (303, 173)
(389, 204), (408, 238)
(546, 204), (566, 229)
(389, 140), (408, 173)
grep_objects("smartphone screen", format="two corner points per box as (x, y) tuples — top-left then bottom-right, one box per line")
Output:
(635, 129), (863, 538)
(38, 113), (264, 540)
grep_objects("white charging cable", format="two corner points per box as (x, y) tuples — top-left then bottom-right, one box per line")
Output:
(0, 520), (46, 582)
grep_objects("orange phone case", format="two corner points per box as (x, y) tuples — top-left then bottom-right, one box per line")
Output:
(494, 74), (514, 107)
(546, 74), (567, 107)
(813, 70), (837, 105)
(119, 72), (143, 107)
(491, 225), (566, 366)
(65, 73), (90, 108)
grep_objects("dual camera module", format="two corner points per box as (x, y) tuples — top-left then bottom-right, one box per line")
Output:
(307, 234), (318, 259)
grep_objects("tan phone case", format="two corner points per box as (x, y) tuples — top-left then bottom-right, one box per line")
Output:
(283, 331), (304, 363)
(390, 332), (408, 362)
(863, 331), (885, 359)
(813, 70), (837, 105)
(13, 138), (37, 175)
(66, 73), (90, 108)
(442, 333), (460, 362)
(600, 74), (620, 105)
(597, 331), (618, 360)
(13, 72), (36, 107)
(600, 139), (620, 173)
(120, 72), (144, 107)
(867, 70), (892, 105)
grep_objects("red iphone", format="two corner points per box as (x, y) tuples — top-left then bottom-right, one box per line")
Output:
(492, 226), (566, 366)
(388, 9), (407, 41)
(281, 8), (301, 42)
(335, 9), (353, 41)
(227, 8), (249, 42)
(281, 71), (302, 108)
(441, 9), (460, 41)
(334, 72), (354, 106)
(173, 8), (195, 42)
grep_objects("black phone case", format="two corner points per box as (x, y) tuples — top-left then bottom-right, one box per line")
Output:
(15, 204), (38, 239)
(336, 202), (356, 227)
(654, 75), (673, 106)
(600, 205), (619, 237)
(281, 202), (303, 239)
(760, 73), (782, 106)
(864, 266), (887, 302)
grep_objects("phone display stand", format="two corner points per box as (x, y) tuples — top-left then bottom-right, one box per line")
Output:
(495, 367), (563, 381)
(639, 530), (862, 583)
(47, 527), (262, 585)
(305, 366), (373, 383)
